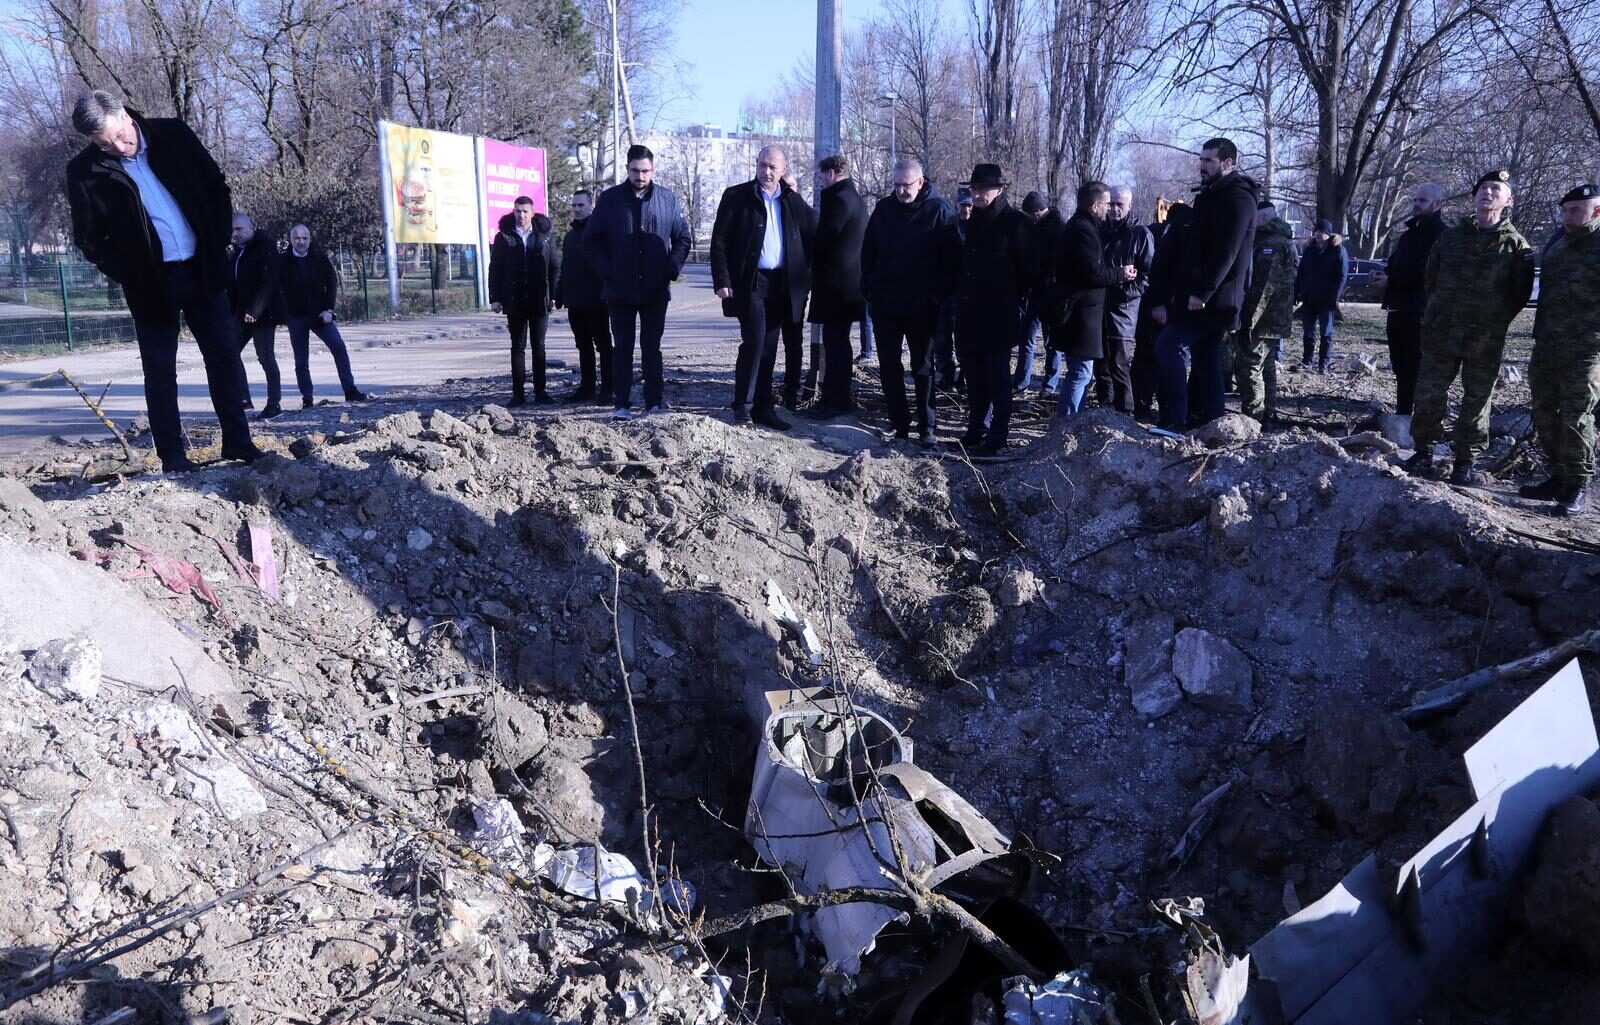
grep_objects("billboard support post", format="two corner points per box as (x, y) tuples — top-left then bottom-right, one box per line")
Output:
(474, 136), (491, 310)
(377, 120), (402, 313)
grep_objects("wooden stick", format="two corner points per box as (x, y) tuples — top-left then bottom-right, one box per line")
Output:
(54, 369), (133, 462)
(1402, 627), (1600, 721)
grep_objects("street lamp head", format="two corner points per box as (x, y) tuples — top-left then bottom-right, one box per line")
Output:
(878, 91), (897, 105)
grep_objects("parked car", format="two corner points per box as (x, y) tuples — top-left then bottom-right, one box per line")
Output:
(1342, 258), (1387, 303)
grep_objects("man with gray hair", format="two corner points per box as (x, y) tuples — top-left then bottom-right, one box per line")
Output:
(1097, 185), (1154, 412)
(1370, 182), (1447, 416)
(64, 90), (260, 472)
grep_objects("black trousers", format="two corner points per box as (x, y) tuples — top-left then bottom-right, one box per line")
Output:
(1131, 325), (1159, 417)
(568, 306), (613, 395)
(781, 318), (805, 406)
(234, 318), (281, 407)
(933, 299), (958, 384)
(134, 261), (253, 465)
(507, 311), (549, 399)
(874, 309), (937, 433)
(1387, 311), (1423, 415)
(733, 269), (792, 413)
(818, 320), (854, 408)
(609, 299), (669, 409)
(1094, 336), (1135, 412)
(957, 333), (1013, 444)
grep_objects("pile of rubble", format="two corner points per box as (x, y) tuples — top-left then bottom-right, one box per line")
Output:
(1, 388), (1598, 1023)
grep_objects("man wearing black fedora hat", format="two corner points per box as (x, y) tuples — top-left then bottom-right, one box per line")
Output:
(947, 163), (1034, 455)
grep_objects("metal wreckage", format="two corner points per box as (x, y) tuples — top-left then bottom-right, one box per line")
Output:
(748, 581), (1600, 1025)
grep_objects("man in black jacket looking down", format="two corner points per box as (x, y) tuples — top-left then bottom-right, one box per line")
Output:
(65, 90), (260, 472)
(555, 189), (611, 403)
(228, 211), (284, 420)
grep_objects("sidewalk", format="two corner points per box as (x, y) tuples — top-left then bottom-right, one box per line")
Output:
(0, 266), (732, 455)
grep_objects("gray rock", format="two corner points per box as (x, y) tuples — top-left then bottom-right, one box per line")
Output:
(484, 696), (549, 770)
(406, 527), (433, 551)
(524, 757), (607, 840)
(27, 636), (103, 701)
(0, 476), (64, 543)
(1123, 614), (1181, 718)
(1208, 488), (1254, 550)
(375, 410), (425, 439)
(1172, 628), (1253, 712)
(428, 409), (472, 440)
(1191, 413), (1261, 449)
(482, 404), (517, 434)
(478, 599), (516, 628)
(996, 569), (1041, 608)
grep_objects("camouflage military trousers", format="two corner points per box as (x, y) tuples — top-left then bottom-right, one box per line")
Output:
(1410, 351), (1501, 462)
(1234, 329), (1279, 419)
(1529, 343), (1600, 483)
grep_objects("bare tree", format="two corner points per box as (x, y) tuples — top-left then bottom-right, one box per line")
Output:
(1040, 0), (1151, 203)
(968, 0), (1027, 161)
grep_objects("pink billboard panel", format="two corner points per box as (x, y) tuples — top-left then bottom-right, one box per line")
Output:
(483, 139), (548, 237)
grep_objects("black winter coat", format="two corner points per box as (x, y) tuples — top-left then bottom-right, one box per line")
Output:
(1381, 211), (1446, 315)
(860, 182), (956, 319)
(229, 230), (282, 325)
(949, 194), (1034, 349)
(1174, 170), (1259, 330)
(557, 217), (605, 310)
(1050, 211), (1123, 359)
(489, 213), (560, 316)
(808, 178), (869, 323)
(1101, 215), (1154, 340)
(582, 182), (691, 306)
(1139, 206), (1195, 345)
(709, 180), (817, 324)
(278, 246), (340, 319)
(1026, 208), (1067, 319)
(65, 110), (234, 323)
(1294, 237), (1349, 309)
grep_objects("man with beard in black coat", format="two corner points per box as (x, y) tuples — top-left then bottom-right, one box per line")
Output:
(1052, 181), (1137, 415)
(228, 211), (284, 420)
(862, 157), (957, 442)
(947, 163), (1034, 455)
(710, 145), (818, 431)
(65, 90), (260, 472)
(555, 189), (612, 403)
(489, 197), (561, 405)
(1135, 202), (1192, 420)
(806, 154), (868, 417)
(1149, 137), (1257, 429)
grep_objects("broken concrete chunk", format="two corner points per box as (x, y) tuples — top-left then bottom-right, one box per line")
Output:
(1208, 488), (1254, 551)
(1123, 614), (1182, 718)
(996, 568), (1041, 608)
(1191, 413), (1261, 448)
(481, 404), (517, 433)
(1172, 628), (1253, 712)
(27, 635), (103, 702)
(375, 410), (425, 439)
(484, 696), (549, 770)
(427, 409), (471, 439)
(406, 527), (433, 551)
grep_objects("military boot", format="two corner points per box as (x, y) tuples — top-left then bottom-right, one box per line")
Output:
(1556, 481), (1588, 517)
(1400, 451), (1437, 476)
(1518, 476), (1564, 500)
(1449, 462), (1492, 487)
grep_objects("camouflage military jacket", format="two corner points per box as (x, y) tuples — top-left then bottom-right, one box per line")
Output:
(1533, 217), (1600, 355)
(1243, 217), (1297, 337)
(1422, 215), (1534, 358)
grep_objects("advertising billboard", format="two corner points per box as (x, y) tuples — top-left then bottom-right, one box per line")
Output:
(482, 139), (549, 238)
(381, 123), (480, 245)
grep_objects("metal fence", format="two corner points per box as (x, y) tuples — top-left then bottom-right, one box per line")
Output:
(0, 245), (482, 357)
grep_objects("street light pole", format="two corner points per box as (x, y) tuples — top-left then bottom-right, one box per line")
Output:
(878, 91), (898, 169)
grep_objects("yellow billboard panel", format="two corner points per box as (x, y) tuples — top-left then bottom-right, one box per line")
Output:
(382, 123), (479, 245)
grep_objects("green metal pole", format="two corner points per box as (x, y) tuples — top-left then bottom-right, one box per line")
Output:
(430, 247), (438, 315)
(361, 258), (371, 321)
(57, 259), (73, 351)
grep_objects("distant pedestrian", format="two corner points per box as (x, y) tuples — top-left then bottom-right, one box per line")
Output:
(279, 224), (369, 408)
(555, 189), (612, 403)
(228, 212), (284, 420)
(861, 157), (956, 441)
(582, 144), (692, 418)
(1013, 191), (1066, 395)
(1149, 138), (1257, 430)
(1369, 184), (1447, 416)
(1052, 181), (1137, 415)
(489, 196), (561, 406)
(807, 154), (868, 418)
(709, 145), (817, 431)
(948, 163), (1033, 455)
(1521, 183), (1600, 516)
(64, 90), (260, 472)
(1403, 169), (1535, 484)
(1294, 219), (1350, 372)
(1236, 201), (1297, 421)
(1097, 185), (1154, 412)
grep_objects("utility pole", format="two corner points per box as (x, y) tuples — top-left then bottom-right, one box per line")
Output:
(814, 0), (841, 202)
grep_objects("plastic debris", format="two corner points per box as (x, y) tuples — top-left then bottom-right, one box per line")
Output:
(467, 798), (530, 871)
(538, 843), (695, 920)
(763, 579), (824, 666)
(1001, 969), (1106, 1024)
(248, 521), (280, 600)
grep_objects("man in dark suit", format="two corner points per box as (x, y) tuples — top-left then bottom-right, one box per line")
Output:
(709, 145), (818, 431)
(806, 153), (868, 418)
(65, 90), (260, 472)
(228, 211), (284, 420)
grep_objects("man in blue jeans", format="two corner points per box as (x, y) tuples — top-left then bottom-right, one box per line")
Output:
(1294, 218), (1350, 373)
(280, 224), (368, 408)
(1149, 138), (1258, 430)
(1013, 191), (1066, 393)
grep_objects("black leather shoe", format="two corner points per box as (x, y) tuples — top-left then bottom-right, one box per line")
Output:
(345, 390), (369, 402)
(162, 457), (202, 474)
(222, 443), (265, 464)
(731, 408), (752, 425)
(507, 396), (528, 408)
(534, 393), (557, 405)
(752, 408), (792, 432)
(804, 404), (848, 421)
(973, 439), (1008, 456)
(563, 389), (595, 404)
(1519, 477), (1563, 500)
(1557, 483), (1588, 517)
(1400, 451), (1435, 475)
(956, 431), (986, 448)
(302, 399), (315, 410)
(256, 404), (283, 421)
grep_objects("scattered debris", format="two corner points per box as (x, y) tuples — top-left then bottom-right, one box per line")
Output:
(26, 635), (102, 702)
(763, 578), (824, 667)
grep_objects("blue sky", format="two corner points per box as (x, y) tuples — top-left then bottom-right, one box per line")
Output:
(667, 0), (944, 130)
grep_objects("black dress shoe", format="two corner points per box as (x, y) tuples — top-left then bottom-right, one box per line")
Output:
(256, 404), (283, 421)
(563, 389), (595, 404)
(221, 443), (265, 464)
(973, 439), (1008, 457)
(751, 408), (792, 432)
(804, 404), (848, 421)
(956, 431), (986, 448)
(731, 408), (752, 425)
(162, 457), (202, 474)
(534, 393), (557, 405)
(507, 395), (528, 408)
(345, 390), (369, 402)
(302, 398), (315, 410)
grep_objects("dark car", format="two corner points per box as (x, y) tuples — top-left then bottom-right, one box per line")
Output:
(1341, 258), (1387, 303)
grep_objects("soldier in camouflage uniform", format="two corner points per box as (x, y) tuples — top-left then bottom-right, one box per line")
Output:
(1402, 169), (1535, 485)
(1236, 201), (1296, 420)
(1520, 183), (1600, 516)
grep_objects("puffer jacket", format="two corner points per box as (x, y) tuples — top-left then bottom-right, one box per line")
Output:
(489, 212), (560, 315)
